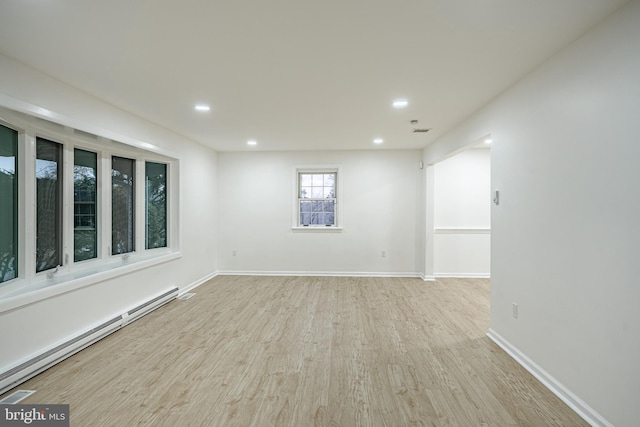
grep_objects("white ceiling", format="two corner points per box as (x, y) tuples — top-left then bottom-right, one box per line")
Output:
(0, 1), (627, 152)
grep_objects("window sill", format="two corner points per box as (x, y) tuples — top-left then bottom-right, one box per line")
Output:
(0, 251), (181, 314)
(291, 226), (343, 233)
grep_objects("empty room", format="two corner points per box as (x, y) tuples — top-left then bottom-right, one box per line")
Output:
(0, 1), (638, 426)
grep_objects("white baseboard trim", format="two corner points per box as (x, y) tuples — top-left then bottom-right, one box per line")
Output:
(421, 274), (436, 281)
(486, 329), (613, 427)
(216, 270), (424, 279)
(435, 273), (490, 278)
(179, 271), (218, 295)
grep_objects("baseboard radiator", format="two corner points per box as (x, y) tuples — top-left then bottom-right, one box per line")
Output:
(0, 287), (178, 395)
(122, 287), (179, 326)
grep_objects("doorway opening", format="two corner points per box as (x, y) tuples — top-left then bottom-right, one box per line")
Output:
(431, 135), (492, 278)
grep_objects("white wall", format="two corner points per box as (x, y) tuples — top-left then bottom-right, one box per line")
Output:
(0, 55), (218, 373)
(433, 148), (491, 277)
(423, 2), (640, 426)
(217, 150), (424, 276)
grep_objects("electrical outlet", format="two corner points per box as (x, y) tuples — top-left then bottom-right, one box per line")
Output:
(512, 302), (518, 319)
(232, 250), (237, 257)
(381, 250), (386, 258)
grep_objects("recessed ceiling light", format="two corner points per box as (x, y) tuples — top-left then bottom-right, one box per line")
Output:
(247, 140), (257, 146)
(484, 138), (492, 144)
(194, 105), (210, 111)
(373, 138), (384, 144)
(392, 99), (408, 108)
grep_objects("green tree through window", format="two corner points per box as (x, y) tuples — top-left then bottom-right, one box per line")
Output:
(112, 156), (135, 255)
(74, 149), (97, 262)
(145, 162), (167, 249)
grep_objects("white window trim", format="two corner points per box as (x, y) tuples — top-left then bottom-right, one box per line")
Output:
(0, 105), (181, 312)
(291, 166), (343, 232)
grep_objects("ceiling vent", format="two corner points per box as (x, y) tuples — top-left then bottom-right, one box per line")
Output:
(412, 128), (431, 133)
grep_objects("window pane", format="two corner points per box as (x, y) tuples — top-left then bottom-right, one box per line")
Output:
(300, 213), (311, 225)
(325, 173), (336, 197)
(0, 124), (18, 283)
(300, 201), (312, 213)
(300, 172), (336, 199)
(145, 162), (167, 249)
(74, 149), (97, 262)
(311, 187), (323, 198)
(36, 138), (63, 272)
(300, 200), (336, 226)
(112, 156), (135, 255)
(326, 212), (335, 225)
(300, 174), (311, 186)
(323, 174), (335, 186)
(327, 200), (335, 211)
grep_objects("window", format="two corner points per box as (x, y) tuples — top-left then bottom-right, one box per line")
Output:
(112, 156), (135, 255)
(36, 138), (63, 273)
(298, 171), (337, 226)
(145, 162), (167, 249)
(0, 106), (178, 300)
(0, 124), (18, 283)
(74, 149), (98, 262)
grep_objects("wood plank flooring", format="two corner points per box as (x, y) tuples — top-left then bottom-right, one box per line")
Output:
(1, 276), (588, 426)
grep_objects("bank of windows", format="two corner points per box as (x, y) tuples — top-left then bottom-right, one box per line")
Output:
(0, 122), (169, 285)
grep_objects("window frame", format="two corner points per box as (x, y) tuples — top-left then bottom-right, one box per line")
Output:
(35, 137), (64, 273)
(292, 166), (343, 232)
(0, 105), (181, 310)
(145, 161), (169, 250)
(111, 155), (136, 255)
(0, 121), (19, 284)
(73, 147), (99, 263)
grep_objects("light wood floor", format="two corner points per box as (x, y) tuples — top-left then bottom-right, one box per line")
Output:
(2, 276), (587, 426)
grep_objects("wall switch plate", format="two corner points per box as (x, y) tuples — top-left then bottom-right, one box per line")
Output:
(512, 302), (518, 319)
